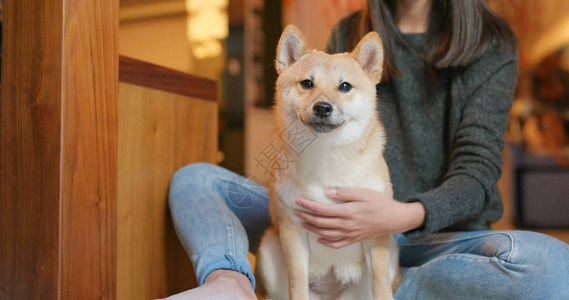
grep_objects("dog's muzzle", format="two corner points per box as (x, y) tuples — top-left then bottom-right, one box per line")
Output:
(313, 102), (333, 118)
(307, 121), (343, 133)
(304, 101), (344, 133)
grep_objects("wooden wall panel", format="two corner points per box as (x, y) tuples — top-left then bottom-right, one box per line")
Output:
(1, 0), (216, 298)
(0, 0), (64, 298)
(0, 0), (118, 299)
(60, 0), (118, 298)
(117, 82), (217, 299)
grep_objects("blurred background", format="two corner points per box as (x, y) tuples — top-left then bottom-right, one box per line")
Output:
(118, 0), (569, 240)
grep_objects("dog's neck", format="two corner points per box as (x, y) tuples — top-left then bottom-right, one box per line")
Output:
(275, 117), (385, 181)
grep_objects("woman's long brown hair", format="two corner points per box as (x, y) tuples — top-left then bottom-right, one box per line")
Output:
(349, 0), (516, 80)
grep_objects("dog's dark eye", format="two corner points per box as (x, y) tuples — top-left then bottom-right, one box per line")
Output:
(338, 82), (352, 93)
(300, 79), (313, 89)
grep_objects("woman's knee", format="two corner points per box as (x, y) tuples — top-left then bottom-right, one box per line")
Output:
(169, 162), (220, 206)
(171, 162), (213, 187)
(507, 231), (569, 292)
(507, 231), (569, 263)
(484, 231), (565, 260)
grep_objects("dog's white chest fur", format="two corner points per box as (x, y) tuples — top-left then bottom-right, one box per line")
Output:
(275, 172), (387, 285)
(257, 152), (398, 299)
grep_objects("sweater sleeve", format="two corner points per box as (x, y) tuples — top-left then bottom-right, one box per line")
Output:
(404, 48), (518, 240)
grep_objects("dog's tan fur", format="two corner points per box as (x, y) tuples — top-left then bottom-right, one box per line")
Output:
(256, 25), (400, 300)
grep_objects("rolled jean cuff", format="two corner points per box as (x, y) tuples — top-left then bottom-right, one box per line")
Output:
(198, 254), (256, 290)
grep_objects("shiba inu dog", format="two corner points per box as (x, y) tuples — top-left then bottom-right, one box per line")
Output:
(256, 25), (400, 300)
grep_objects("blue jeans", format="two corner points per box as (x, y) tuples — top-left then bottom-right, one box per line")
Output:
(169, 163), (569, 299)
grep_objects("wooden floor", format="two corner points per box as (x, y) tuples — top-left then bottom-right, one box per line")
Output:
(493, 146), (569, 244)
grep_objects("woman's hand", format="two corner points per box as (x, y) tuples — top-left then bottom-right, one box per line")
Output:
(294, 188), (425, 249)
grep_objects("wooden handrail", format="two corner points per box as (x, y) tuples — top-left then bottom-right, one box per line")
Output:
(119, 55), (217, 101)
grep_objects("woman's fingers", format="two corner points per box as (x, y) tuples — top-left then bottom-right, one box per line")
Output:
(300, 222), (347, 239)
(295, 198), (347, 217)
(326, 188), (372, 202)
(294, 209), (344, 228)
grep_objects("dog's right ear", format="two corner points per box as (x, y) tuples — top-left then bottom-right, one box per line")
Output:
(351, 31), (384, 83)
(276, 25), (307, 74)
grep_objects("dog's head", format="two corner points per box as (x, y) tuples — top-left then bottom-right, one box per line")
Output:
(274, 25), (383, 137)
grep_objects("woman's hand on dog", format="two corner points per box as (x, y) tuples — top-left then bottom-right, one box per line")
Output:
(294, 188), (426, 249)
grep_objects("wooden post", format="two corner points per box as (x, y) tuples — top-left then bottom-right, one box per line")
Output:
(0, 0), (118, 298)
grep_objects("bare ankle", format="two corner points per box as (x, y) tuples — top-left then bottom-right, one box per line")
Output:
(161, 270), (256, 300)
(204, 269), (250, 284)
(204, 270), (255, 296)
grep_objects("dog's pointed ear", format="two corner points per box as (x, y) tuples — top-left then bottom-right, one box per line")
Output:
(276, 25), (307, 74)
(351, 31), (384, 83)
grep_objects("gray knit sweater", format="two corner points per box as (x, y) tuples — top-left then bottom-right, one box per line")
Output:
(326, 14), (518, 240)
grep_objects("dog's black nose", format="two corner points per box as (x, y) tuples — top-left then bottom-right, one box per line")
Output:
(313, 102), (333, 118)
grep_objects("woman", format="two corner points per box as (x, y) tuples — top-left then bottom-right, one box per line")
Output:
(166, 0), (569, 299)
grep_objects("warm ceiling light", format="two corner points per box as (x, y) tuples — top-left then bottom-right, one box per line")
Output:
(186, 0), (228, 59)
